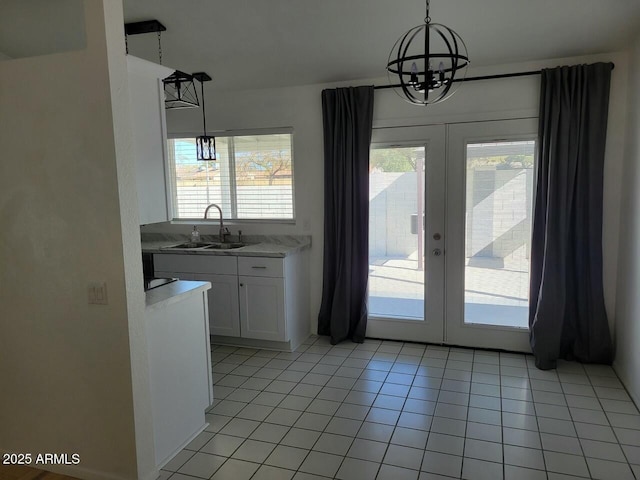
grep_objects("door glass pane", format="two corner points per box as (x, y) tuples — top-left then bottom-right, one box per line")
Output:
(464, 140), (535, 328)
(369, 146), (425, 320)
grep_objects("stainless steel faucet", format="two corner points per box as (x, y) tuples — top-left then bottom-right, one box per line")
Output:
(203, 203), (229, 242)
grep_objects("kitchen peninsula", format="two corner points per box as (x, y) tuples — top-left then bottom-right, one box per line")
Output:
(145, 279), (213, 468)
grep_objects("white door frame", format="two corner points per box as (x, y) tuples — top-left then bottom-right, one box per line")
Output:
(366, 124), (446, 344)
(445, 118), (538, 352)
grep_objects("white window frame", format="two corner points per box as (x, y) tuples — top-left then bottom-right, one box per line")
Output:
(166, 128), (295, 223)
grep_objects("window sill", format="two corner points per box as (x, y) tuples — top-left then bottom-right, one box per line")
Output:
(170, 218), (296, 226)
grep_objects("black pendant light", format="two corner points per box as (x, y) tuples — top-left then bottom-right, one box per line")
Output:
(192, 72), (216, 161)
(163, 70), (200, 109)
(386, 0), (469, 105)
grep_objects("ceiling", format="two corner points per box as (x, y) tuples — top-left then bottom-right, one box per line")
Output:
(5, 1), (639, 91)
(123, 0), (640, 91)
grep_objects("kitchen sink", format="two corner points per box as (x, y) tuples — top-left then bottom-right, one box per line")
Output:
(164, 242), (214, 249)
(204, 242), (247, 250)
(162, 242), (248, 250)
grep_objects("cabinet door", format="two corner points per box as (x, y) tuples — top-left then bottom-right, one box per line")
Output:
(155, 270), (241, 338)
(194, 273), (240, 337)
(239, 276), (286, 341)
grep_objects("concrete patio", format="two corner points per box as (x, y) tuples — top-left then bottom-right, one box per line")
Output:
(368, 248), (530, 328)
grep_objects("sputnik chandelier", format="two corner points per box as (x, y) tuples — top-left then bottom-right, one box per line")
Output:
(386, 0), (470, 105)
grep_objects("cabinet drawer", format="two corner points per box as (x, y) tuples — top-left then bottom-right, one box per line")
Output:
(238, 256), (284, 278)
(154, 254), (238, 275)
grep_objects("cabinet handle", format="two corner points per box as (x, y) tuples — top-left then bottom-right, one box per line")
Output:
(240, 283), (244, 287)
(251, 266), (267, 269)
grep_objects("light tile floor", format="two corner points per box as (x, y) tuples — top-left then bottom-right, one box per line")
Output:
(160, 336), (640, 480)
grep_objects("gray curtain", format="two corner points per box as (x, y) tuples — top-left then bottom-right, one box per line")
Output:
(529, 63), (614, 370)
(318, 86), (374, 344)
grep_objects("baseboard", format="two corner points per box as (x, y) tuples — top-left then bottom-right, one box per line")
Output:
(140, 467), (161, 480)
(211, 335), (294, 352)
(156, 423), (207, 470)
(613, 360), (640, 409)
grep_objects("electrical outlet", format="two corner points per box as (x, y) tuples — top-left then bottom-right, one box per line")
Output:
(88, 282), (108, 305)
(302, 218), (311, 231)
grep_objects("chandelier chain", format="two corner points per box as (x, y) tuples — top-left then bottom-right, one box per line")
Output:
(425, 0), (431, 24)
(157, 31), (163, 65)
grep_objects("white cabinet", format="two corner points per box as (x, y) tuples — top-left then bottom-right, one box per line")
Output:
(238, 256), (285, 277)
(154, 255), (241, 337)
(197, 273), (241, 337)
(127, 55), (173, 225)
(239, 276), (285, 341)
(237, 256), (286, 341)
(153, 252), (309, 351)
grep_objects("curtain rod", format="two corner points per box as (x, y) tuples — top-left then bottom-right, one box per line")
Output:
(374, 63), (615, 90)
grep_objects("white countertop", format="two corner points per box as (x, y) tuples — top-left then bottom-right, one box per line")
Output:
(141, 234), (311, 258)
(145, 280), (211, 310)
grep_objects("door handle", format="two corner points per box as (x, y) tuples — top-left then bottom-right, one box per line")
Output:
(433, 249), (442, 256)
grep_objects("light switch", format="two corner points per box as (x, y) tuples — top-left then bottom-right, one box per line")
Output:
(88, 282), (108, 305)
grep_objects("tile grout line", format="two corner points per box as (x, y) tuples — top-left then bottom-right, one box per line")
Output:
(214, 339), (372, 479)
(527, 356), (549, 478)
(564, 363), (594, 479)
(176, 338), (639, 480)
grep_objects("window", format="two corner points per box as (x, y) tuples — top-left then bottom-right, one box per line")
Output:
(464, 140), (535, 328)
(167, 132), (294, 220)
(369, 145), (426, 320)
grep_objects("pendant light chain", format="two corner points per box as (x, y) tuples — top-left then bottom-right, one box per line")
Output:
(200, 80), (207, 135)
(425, 0), (431, 24)
(124, 20), (167, 62)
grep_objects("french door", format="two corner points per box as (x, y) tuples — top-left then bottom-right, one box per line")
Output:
(366, 125), (446, 343)
(445, 119), (537, 352)
(367, 119), (537, 353)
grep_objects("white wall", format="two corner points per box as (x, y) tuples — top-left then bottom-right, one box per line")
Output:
(102, 3), (157, 479)
(0, 0), (86, 60)
(150, 51), (628, 341)
(0, 2), (152, 479)
(614, 36), (640, 404)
